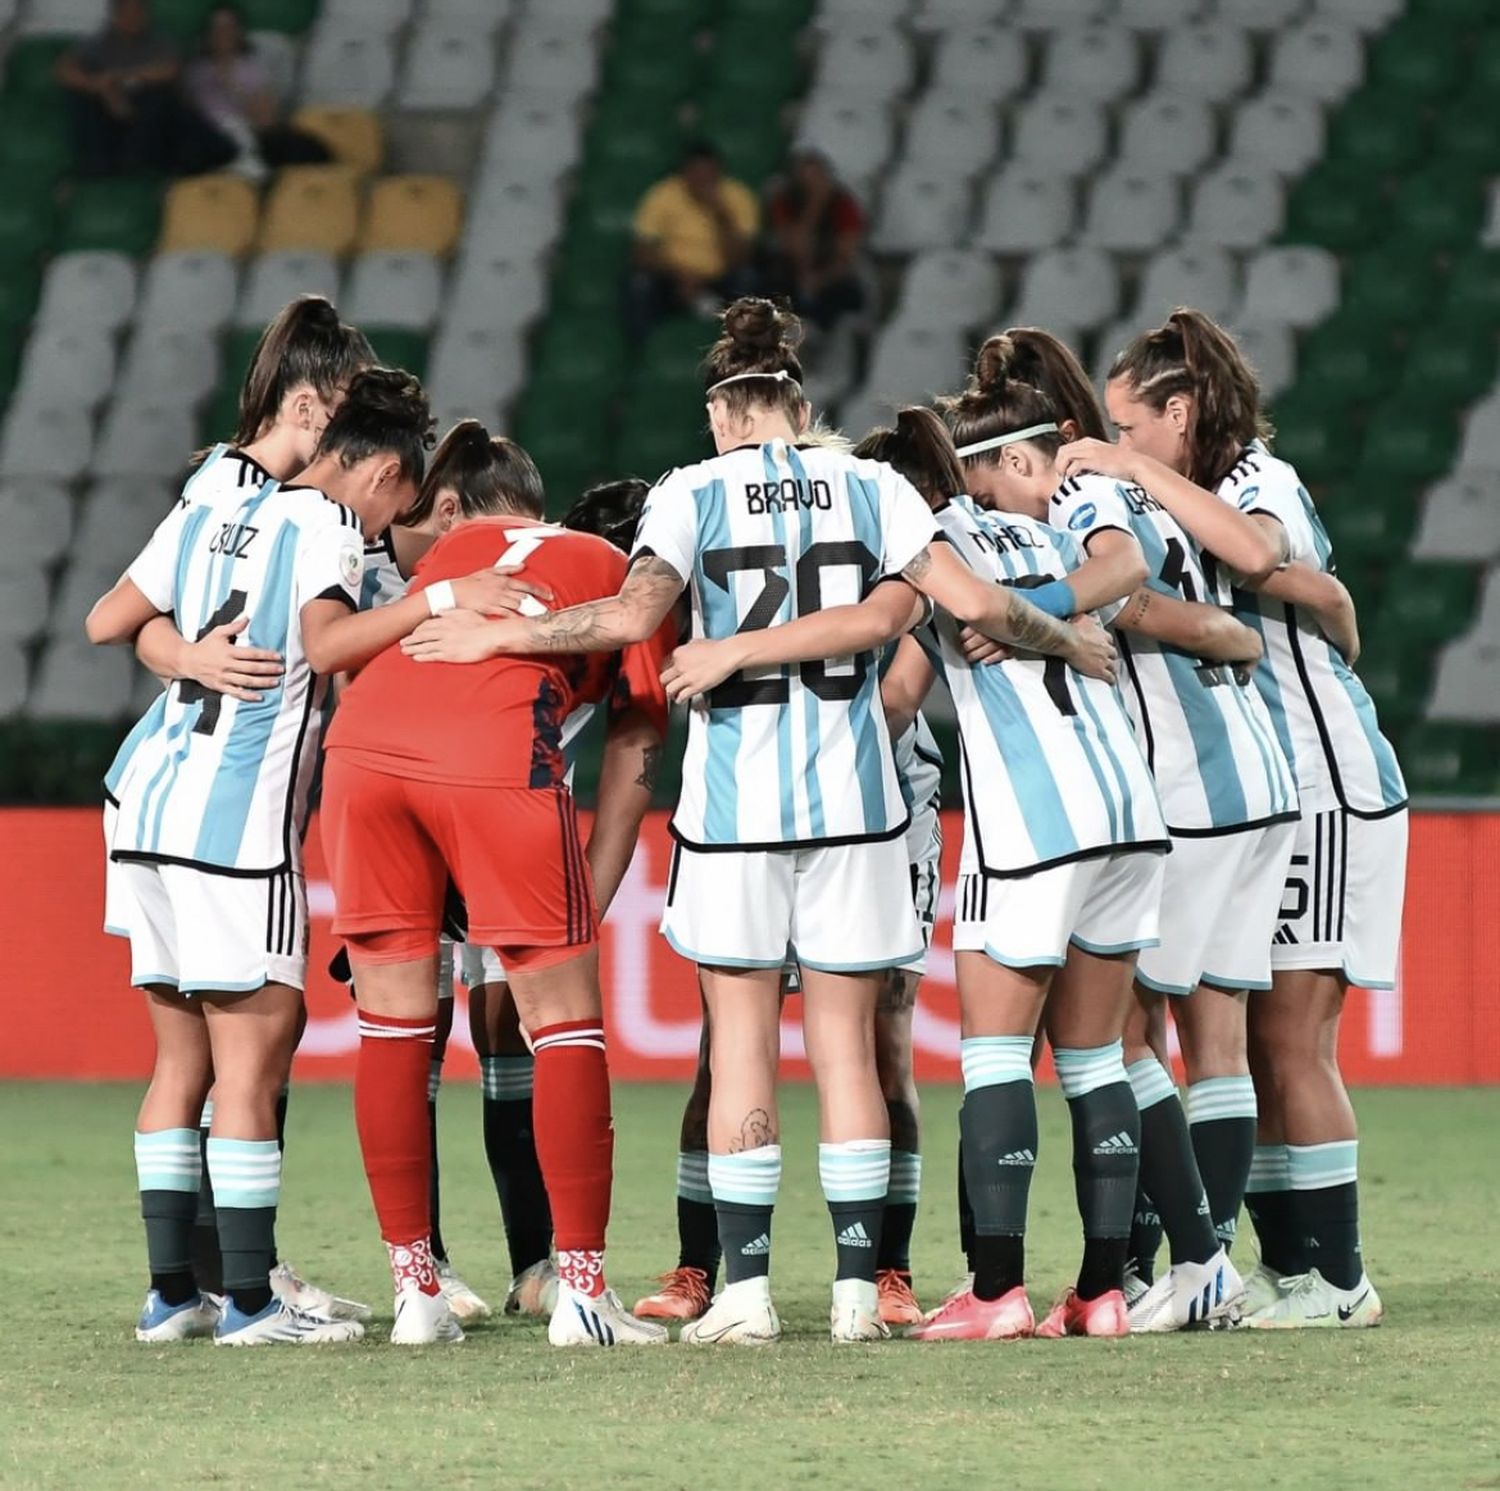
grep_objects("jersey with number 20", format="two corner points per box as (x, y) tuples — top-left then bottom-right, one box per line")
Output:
(633, 439), (937, 851)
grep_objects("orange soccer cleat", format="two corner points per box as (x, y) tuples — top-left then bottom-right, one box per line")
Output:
(905, 1284), (1035, 1342)
(876, 1269), (924, 1327)
(633, 1266), (712, 1322)
(1035, 1288), (1130, 1339)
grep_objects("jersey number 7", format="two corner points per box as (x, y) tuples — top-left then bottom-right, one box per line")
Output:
(178, 589), (249, 735)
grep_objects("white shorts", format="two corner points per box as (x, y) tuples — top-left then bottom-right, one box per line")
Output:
(901, 802), (943, 978)
(662, 835), (923, 972)
(112, 858), (308, 995)
(954, 849), (1165, 969)
(103, 802), (132, 939)
(1271, 805), (1407, 990)
(459, 941), (508, 988)
(1137, 820), (1297, 996)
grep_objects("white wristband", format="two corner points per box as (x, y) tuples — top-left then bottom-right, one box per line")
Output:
(425, 580), (457, 616)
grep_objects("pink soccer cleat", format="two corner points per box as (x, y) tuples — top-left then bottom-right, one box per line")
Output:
(906, 1284), (1035, 1342)
(1035, 1288), (1129, 1339)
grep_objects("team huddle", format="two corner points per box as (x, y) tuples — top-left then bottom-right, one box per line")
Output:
(86, 288), (1405, 1349)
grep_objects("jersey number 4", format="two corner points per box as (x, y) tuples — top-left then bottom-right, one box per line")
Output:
(178, 588), (248, 735)
(702, 540), (878, 708)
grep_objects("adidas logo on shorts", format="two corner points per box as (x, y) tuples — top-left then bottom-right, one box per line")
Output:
(1093, 1131), (1138, 1156)
(997, 1148), (1036, 1167)
(836, 1222), (874, 1249)
(740, 1233), (771, 1257)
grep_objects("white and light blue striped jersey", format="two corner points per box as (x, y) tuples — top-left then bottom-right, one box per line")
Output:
(1050, 472), (1298, 836)
(633, 439), (937, 850)
(893, 712), (942, 822)
(927, 495), (1167, 877)
(109, 479), (365, 875)
(103, 446), (282, 802)
(359, 529), (406, 611)
(1217, 443), (1406, 817)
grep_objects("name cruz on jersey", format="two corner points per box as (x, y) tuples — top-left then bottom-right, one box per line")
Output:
(1217, 442), (1405, 818)
(1050, 471), (1298, 837)
(928, 495), (1167, 878)
(633, 439), (937, 851)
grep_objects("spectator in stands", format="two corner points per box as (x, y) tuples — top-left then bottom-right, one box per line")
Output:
(765, 147), (867, 336)
(56, 0), (233, 177)
(185, 5), (331, 180)
(626, 141), (760, 342)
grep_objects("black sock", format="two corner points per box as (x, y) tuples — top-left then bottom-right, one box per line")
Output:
(1128, 1188), (1163, 1284)
(427, 1095), (447, 1264)
(481, 1071), (553, 1276)
(142, 1189), (199, 1304)
(717, 1201), (773, 1285)
(957, 1132), (976, 1271)
(190, 1123), (222, 1295)
(829, 1199), (884, 1284)
(1186, 1077), (1258, 1251)
(1138, 1098), (1218, 1266)
(972, 1233), (1025, 1301)
(269, 1086), (289, 1269)
(1245, 1145), (1301, 1274)
(1077, 1238), (1130, 1302)
(217, 1205), (277, 1317)
(959, 1066), (1037, 1300)
(1059, 1064), (1140, 1299)
(676, 1197), (723, 1282)
(1295, 1182), (1363, 1290)
(876, 1146), (920, 1274)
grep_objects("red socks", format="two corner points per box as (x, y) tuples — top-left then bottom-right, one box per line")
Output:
(532, 1020), (613, 1293)
(356, 1010), (439, 1296)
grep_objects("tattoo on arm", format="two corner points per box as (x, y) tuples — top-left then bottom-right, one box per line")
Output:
(1002, 593), (1074, 655)
(902, 548), (933, 584)
(1121, 588), (1153, 628)
(520, 557), (684, 654)
(727, 1107), (777, 1153)
(634, 742), (663, 792)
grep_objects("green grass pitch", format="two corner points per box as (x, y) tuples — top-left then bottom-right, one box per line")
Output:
(1, 1082), (1496, 1491)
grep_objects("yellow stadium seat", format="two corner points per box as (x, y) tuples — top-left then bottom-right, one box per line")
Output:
(257, 165), (361, 256)
(360, 175), (464, 257)
(158, 174), (260, 256)
(290, 106), (384, 177)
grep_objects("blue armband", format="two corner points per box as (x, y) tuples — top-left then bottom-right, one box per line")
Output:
(1024, 579), (1077, 618)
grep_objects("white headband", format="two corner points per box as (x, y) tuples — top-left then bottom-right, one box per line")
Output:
(706, 369), (802, 395)
(955, 422), (1059, 457)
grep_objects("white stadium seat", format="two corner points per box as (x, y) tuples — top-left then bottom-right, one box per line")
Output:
(1009, 247), (1119, 337)
(1310, 0), (1401, 29)
(16, 326), (116, 411)
(499, 22), (600, 100)
(29, 641), (136, 721)
(862, 320), (971, 406)
(930, 24), (1028, 102)
(18, 0), (106, 36)
(1119, 0), (1204, 27)
(975, 165), (1075, 255)
(397, 23), (497, 111)
(1427, 635), (1500, 724)
(1239, 245), (1339, 328)
(1230, 92), (1326, 176)
(481, 93), (584, 181)
(0, 402), (93, 482)
(1156, 23), (1253, 102)
(462, 181), (563, 260)
(320, 0), (412, 31)
(1135, 244), (1240, 323)
(1227, 320), (1296, 400)
(249, 30), (298, 103)
(427, 326), (527, 417)
(135, 252), (239, 336)
(909, 0), (1013, 32)
(902, 95), (1001, 178)
(117, 327), (222, 410)
(1412, 472), (1500, 564)
(797, 99), (896, 196)
(1011, 95), (1109, 176)
(895, 250), (1003, 331)
(236, 252), (341, 329)
(445, 250), (548, 335)
(299, 26), (397, 109)
(344, 251), (444, 332)
(815, 27), (917, 100)
(1117, 92), (1216, 175)
(872, 167), (973, 255)
(1084, 166), (1180, 253)
(1222, 0), (1308, 28)
(34, 252), (137, 334)
(1267, 19), (1364, 103)
(423, 0), (512, 26)
(813, 0), (910, 28)
(1456, 394), (1500, 469)
(73, 480), (172, 577)
(91, 399), (199, 481)
(1186, 162), (1284, 250)
(0, 484), (72, 569)
(1012, 0), (1114, 26)
(0, 566), (51, 642)
(0, 641), (25, 714)
(1041, 25), (1140, 103)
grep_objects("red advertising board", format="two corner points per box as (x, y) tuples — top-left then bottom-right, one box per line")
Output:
(2, 808), (1496, 1084)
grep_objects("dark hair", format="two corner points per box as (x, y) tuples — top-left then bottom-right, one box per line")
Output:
(986, 327), (1107, 441)
(702, 297), (806, 425)
(852, 407), (964, 511)
(682, 139), (721, 166)
(405, 419), (543, 525)
(201, 2), (250, 53)
(1107, 307), (1272, 489)
(939, 335), (1067, 464)
(562, 477), (650, 553)
(316, 367), (435, 487)
(234, 295), (373, 447)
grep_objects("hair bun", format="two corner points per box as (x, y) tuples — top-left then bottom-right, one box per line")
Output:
(973, 334), (1016, 393)
(722, 297), (797, 354)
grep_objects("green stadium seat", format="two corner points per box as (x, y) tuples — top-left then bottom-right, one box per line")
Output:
(1399, 722), (1497, 796)
(615, 415), (712, 482)
(0, 327), (22, 409)
(1397, 324), (1498, 409)
(586, 113), (683, 191)
(150, 0), (217, 43)
(1283, 165), (1385, 253)
(1296, 315), (1397, 407)
(1473, 30), (1500, 94)
(605, 27), (701, 105)
(1340, 248), (1440, 330)
(721, 0), (814, 24)
(1405, 0), (1495, 26)
(3, 38), (70, 101)
(239, 0), (320, 32)
(704, 22), (804, 101)
(1268, 405), (1346, 487)
(1319, 481), (1416, 569)
(1365, 19), (1465, 105)
(0, 265), (41, 332)
(696, 99), (787, 190)
(1327, 93), (1429, 176)
(1434, 96), (1500, 176)
(1389, 169), (1486, 254)
(1358, 405), (1459, 487)
(0, 193), (57, 272)
(640, 316), (716, 382)
(0, 97), (70, 186)
(58, 178), (163, 257)
(1442, 250), (1500, 327)
(514, 414), (613, 513)
(1356, 634), (1429, 735)
(363, 328), (429, 380)
(620, 0), (712, 26)
(203, 379), (242, 447)
(1368, 562), (1478, 648)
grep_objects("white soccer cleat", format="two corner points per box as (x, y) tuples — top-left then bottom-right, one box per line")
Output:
(1128, 1248), (1245, 1333)
(505, 1258), (560, 1318)
(1245, 1269), (1383, 1329)
(1122, 1263), (1151, 1310)
(135, 1289), (219, 1343)
(270, 1261), (372, 1323)
(547, 1285), (669, 1347)
(214, 1297), (365, 1345)
(1241, 1260), (1288, 1316)
(681, 1276), (783, 1346)
(829, 1278), (891, 1343)
(435, 1260), (491, 1322)
(390, 1283), (465, 1345)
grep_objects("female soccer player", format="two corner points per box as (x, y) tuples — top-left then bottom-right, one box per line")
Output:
(87, 370), (519, 1345)
(941, 331), (1305, 1330)
(1058, 308), (1405, 1328)
(403, 299), (1112, 1343)
(321, 444), (671, 1349)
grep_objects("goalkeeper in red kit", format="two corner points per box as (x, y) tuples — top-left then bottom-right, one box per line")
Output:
(321, 448), (671, 1349)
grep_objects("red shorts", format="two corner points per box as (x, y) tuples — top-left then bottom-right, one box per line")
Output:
(321, 755), (597, 973)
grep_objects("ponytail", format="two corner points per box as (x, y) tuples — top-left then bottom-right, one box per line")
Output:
(562, 477), (651, 553)
(1108, 307), (1271, 488)
(938, 334), (1066, 463)
(233, 295), (374, 446)
(853, 406), (964, 509)
(407, 418), (544, 524)
(994, 327), (1108, 440)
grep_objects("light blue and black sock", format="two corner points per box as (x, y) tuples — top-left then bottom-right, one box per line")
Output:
(135, 1127), (202, 1306)
(960, 1035), (1036, 1300)
(676, 1149), (722, 1283)
(1187, 1075), (1257, 1251)
(480, 1054), (552, 1276)
(427, 1058), (446, 1264)
(1245, 1143), (1300, 1275)
(820, 1140), (891, 1284)
(1129, 1057), (1218, 1268)
(877, 1148), (922, 1274)
(710, 1146), (782, 1285)
(190, 1097), (222, 1295)
(1288, 1140), (1363, 1290)
(206, 1136), (281, 1316)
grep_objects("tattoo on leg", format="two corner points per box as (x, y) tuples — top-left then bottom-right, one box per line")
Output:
(886, 1097), (920, 1155)
(727, 1108), (776, 1153)
(876, 968), (916, 1015)
(635, 742), (663, 791)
